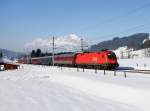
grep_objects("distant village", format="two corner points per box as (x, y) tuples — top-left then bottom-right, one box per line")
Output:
(0, 51), (19, 71)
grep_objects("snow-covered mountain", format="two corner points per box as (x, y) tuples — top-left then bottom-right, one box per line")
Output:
(90, 33), (149, 51)
(0, 48), (22, 59)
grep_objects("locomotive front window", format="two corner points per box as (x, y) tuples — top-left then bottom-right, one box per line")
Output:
(107, 53), (116, 59)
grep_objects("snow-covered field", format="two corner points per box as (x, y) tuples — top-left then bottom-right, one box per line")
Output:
(118, 58), (150, 70)
(0, 64), (150, 111)
(114, 46), (150, 70)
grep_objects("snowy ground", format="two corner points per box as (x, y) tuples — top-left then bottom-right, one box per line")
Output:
(118, 58), (150, 70)
(0, 64), (150, 111)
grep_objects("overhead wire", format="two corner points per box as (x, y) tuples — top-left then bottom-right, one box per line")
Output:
(101, 22), (150, 38)
(78, 2), (150, 32)
(91, 1), (150, 42)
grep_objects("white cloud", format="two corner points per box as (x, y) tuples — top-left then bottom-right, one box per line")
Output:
(24, 34), (88, 52)
(25, 38), (51, 49)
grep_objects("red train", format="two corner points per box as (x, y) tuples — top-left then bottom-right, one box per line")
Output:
(54, 50), (119, 69)
(18, 50), (119, 69)
(17, 56), (52, 65)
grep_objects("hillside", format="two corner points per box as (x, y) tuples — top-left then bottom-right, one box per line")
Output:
(0, 48), (22, 59)
(90, 33), (149, 51)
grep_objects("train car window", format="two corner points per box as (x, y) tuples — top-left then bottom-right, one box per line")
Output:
(108, 53), (116, 59)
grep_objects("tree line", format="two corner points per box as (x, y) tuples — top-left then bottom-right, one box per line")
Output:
(30, 49), (52, 57)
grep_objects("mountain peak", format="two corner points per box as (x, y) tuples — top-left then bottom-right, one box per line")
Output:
(90, 33), (149, 51)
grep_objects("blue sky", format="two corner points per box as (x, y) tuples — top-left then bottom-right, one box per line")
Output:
(0, 0), (150, 52)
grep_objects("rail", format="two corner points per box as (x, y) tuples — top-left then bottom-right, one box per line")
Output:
(114, 69), (150, 74)
(58, 65), (150, 78)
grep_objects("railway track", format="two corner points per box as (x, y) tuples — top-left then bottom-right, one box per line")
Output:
(58, 65), (150, 74)
(114, 69), (150, 74)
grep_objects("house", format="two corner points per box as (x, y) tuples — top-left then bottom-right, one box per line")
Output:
(0, 52), (20, 71)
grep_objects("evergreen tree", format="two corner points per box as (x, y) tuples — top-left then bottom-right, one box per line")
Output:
(36, 49), (42, 57)
(31, 50), (36, 57)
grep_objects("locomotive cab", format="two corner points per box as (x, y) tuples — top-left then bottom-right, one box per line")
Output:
(106, 52), (119, 69)
(107, 52), (116, 59)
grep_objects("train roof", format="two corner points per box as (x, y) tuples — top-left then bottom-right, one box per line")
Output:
(54, 53), (76, 57)
(30, 56), (52, 59)
(55, 52), (74, 55)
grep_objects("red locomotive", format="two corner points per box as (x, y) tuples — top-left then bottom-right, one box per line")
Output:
(54, 50), (119, 69)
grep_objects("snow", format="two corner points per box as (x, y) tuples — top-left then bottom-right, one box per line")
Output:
(0, 57), (19, 66)
(143, 39), (148, 44)
(114, 46), (150, 70)
(0, 64), (150, 111)
(118, 58), (150, 70)
(114, 46), (128, 58)
(114, 46), (150, 59)
(114, 47), (150, 70)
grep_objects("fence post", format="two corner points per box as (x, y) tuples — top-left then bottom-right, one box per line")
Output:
(77, 67), (79, 72)
(136, 63), (138, 67)
(124, 71), (127, 78)
(114, 71), (116, 76)
(104, 69), (106, 75)
(83, 67), (84, 72)
(95, 68), (97, 74)
(144, 63), (146, 67)
(61, 66), (62, 71)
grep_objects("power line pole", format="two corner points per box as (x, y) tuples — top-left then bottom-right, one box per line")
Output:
(52, 36), (55, 66)
(81, 38), (89, 52)
(81, 38), (84, 52)
(0, 51), (3, 58)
